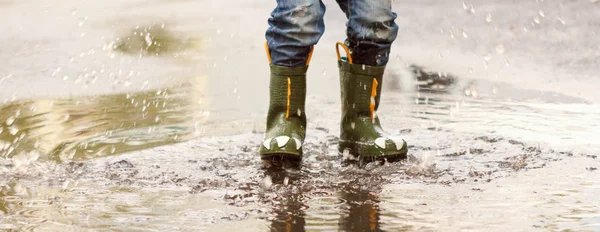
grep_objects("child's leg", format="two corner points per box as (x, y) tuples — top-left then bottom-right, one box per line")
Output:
(335, 0), (399, 66)
(266, 0), (326, 67)
(334, 0), (407, 161)
(261, 0), (326, 161)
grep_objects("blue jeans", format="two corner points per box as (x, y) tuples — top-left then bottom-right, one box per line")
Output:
(266, 0), (399, 67)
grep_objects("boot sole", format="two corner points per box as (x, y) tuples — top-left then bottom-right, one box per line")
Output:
(260, 152), (302, 163)
(338, 140), (408, 163)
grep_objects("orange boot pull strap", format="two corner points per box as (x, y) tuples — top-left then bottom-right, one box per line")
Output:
(267, 41), (314, 66)
(370, 78), (378, 120)
(335, 42), (353, 64)
(306, 46), (314, 66)
(264, 41), (272, 64)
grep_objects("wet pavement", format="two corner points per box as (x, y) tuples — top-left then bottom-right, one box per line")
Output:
(1, 0), (600, 231)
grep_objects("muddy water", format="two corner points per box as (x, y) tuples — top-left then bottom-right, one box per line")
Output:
(1, 66), (599, 231)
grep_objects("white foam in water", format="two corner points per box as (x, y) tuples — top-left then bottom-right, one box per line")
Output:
(283, 176), (289, 186)
(420, 150), (435, 168)
(261, 175), (273, 190)
(404, 151), (437, 177)
(10, 151), (41, 173)
(342, 148), (357, 161)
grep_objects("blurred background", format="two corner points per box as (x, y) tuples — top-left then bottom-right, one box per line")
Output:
(0, 0), (599, 231)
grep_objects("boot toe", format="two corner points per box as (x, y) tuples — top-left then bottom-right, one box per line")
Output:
(339, 136), (408, 160)
(260, 136), (303, 159)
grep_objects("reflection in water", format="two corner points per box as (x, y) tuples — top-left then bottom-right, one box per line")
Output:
(254, 65), (600, 232)
(0, 80), (207, 162)
(0, 178), (253, 231)
(264, 160), (387, 232)
(339, 177), (384, 232)
(411, 65), (458, 94)
(111, 23), (202, 57)
(264, 161), (307, 232)
(387, 65), (600, 149)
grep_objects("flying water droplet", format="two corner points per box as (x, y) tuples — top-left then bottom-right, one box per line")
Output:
(261, 175), (273, 190)
(6, 116), (15, 126)
(484, 54), (492, 61)
(8, 126), (18, 135)
(283, 177), (289, 186)
(51, 67), (62, 77)
(144, 33), (153, 48)
(486, 13), (492, 22)
(67, 149), (76, 160)
(496, 44), (506, 54)
(342, 148), (353, 160)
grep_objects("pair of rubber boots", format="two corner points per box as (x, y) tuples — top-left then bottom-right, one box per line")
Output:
(260, 42), (408, 162)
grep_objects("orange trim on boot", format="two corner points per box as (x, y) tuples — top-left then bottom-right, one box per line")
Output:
(286, 77), (291, 119)
(370, 78), (378, 120)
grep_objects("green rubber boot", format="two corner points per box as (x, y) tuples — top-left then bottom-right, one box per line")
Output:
(260, 43), (311, 161)
(259, 65), (307, 161)
(336, 43), (408, 161)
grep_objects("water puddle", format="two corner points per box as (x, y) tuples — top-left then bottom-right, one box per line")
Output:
(0, 65), (598, 231)
(0, 81), (209, 163)
(110, 23), (202, 57)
